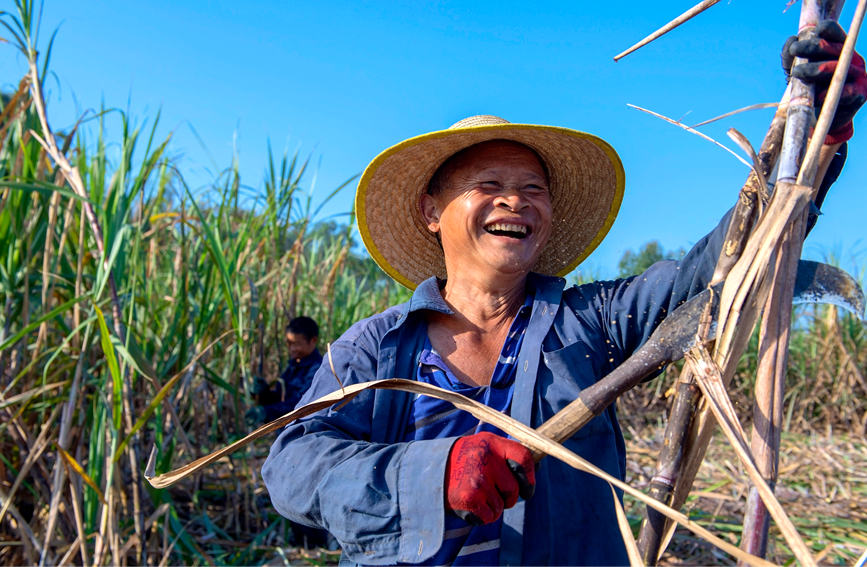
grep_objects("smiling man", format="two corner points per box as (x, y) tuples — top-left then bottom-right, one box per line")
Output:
(262, 22), (866, 565)
(264, 115), (727, 565)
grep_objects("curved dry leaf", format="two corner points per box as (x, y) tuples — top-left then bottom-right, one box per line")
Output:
(686, 344), (816, 567)
(611, 484), (642, 566)
(726, 128), (769, 201)
(690, 102), (779, 128)
(59, 446), (106, 505)
(145, 378), (776, 566)
(627, 104), (753, 169)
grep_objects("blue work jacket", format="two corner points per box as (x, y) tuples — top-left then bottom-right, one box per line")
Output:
(263, 213), (727, 566)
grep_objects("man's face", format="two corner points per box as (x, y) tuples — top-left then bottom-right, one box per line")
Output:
(420, 141), (553, 279)
(286, 331), (317, 360)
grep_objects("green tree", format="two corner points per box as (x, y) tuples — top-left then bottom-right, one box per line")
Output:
(617, 240), (685, 278)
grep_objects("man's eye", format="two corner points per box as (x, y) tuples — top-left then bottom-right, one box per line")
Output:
(478, 181), (501, 191)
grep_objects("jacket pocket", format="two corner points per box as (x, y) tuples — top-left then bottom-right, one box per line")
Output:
(540, 341), (614, 439)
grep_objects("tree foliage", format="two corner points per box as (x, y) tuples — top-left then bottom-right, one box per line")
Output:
(617, 240), (685, 278)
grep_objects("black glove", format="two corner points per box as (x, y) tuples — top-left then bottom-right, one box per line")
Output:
(250, 376), (270, 397)
(245, 405), (267, 427)
(782, 20), (867, 144)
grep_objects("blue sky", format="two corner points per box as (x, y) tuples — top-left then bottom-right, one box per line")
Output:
(4, 1), (865, 279)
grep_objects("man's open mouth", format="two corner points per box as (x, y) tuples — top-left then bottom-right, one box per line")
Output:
(484, 222), (529, 239)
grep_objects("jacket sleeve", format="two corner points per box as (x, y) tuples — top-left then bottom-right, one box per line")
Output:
(566, 208), (732, 368)
(261, 321), (452, 565)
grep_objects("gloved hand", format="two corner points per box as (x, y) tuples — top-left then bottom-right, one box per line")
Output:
(444, 431), (535, 525)
(245, 405), (267, 427)
(782, 19), (867, 144)
(251, 376), (270, 397)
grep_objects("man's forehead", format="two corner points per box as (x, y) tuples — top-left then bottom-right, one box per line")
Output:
(450, 141), (547, 174)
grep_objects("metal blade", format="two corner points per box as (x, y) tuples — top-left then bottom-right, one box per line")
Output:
(791, 260), (865, 318)
(650, 259), (864, 363)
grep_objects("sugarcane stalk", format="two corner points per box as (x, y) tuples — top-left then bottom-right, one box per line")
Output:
(741, 0), (862, 559)
(640, 2), (854, 562)
(637, 377), (701, 564)
(637, 88), (790, 565)
(614, 0), (723, 61)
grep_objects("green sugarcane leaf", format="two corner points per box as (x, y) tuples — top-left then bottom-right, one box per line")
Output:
(184, 185), (238, 331)
(94, 305), (123, 431)
(0, 295), (89, 351)
(116, 364), (183, 461)
(0, 180), (95, 204)
(94, 224), (129, 300)
(112, 332), (159, 387)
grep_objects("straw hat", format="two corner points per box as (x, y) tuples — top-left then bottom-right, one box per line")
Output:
(356, 115), (625, 289)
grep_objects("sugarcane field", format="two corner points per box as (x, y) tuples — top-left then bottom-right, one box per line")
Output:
(3, 1), (867, 566)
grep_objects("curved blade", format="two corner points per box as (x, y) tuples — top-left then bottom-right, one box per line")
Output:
(661, 259), (866, 357)
(792, 260), (865, 319)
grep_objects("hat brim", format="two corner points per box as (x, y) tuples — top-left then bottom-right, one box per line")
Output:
(356, 122), (625, 289)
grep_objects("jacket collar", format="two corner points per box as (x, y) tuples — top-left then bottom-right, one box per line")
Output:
(292, 349), (322, 368)
(527, 272), (566, 306)
(404, 273), (566, 317)
(406, 277), (453, 315)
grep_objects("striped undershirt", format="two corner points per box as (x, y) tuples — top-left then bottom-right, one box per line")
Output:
(400, 295), (533, 566)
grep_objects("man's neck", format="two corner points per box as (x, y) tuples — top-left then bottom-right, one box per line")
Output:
(440, 276), (527, 331)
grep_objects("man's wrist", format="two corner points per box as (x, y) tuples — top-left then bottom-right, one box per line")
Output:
(825, 122), (854, 145)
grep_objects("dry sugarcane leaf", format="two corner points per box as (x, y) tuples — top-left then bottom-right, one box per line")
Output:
(613, 0), (722, 61)
(690, 102), (780, 128)
(685, 344), (817, 567)
(0, 483), (44, 558)
(611, 484), (643, 567)
(145, 378), (777, 566)
(66, 478), (89, 567)
(57, 536), (82, 567)
(715, 182), (813, 363)
(0, 404), (61, 526)
(654, 186), (813, 556)
(144, 384), (367, 488)
(627, 104), (754, 169)
(0, 380), (67, 409)
(726, 128), (769, 201)
(58, 446), (106, 505)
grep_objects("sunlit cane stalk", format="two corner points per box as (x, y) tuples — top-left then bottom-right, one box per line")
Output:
(637, 72), (792, 567)
(742, 0), (861, 560)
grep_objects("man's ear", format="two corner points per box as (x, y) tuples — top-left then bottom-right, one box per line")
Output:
(419, 193), (441, 233)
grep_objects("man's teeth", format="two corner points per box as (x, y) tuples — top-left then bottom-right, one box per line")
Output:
(485, 223), (527, 235)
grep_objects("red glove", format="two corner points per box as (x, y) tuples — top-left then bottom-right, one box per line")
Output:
(782, 20), (867, 144)
(444, 432), (536, 525)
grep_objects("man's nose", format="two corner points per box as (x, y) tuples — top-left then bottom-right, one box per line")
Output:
(494, 187), (529, 210)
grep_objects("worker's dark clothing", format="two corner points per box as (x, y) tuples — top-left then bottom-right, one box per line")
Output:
(262, 211), (729, 566)
(259, 350), (323, 423)
(255, 348), (330, 549)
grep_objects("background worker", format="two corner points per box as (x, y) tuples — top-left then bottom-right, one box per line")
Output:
(247, 316), (323, 426)
(262, 22), (865, 566)
(248, 316), (334, 550)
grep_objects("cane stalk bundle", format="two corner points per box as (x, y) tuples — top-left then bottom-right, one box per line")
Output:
(636, 1), (867, 565)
